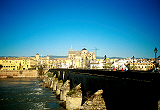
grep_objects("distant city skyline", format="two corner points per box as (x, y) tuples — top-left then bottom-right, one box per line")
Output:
(0, 0), (160, 58)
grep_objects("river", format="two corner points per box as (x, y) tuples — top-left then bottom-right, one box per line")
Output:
(0, 78), (65, 110)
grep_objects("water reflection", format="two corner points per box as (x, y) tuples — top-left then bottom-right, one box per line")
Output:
(0, 78), (65, 110)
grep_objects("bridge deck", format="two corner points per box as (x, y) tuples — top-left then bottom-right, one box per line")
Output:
(49, 69), (159, 81)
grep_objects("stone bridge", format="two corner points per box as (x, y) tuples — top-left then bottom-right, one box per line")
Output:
(48, 69), (160, 110)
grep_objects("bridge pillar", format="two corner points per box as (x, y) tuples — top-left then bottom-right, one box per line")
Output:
(58, 71), (60, 77)
(63, 71), (65, 80)
(56, 82), (63, 96)
(50, 80), (53, 88)
(53, 78), (58, 91)
(60, 80), (70, 101)
(66, 83), (82, 110)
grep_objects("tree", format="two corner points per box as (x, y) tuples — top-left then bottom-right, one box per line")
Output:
(0, 65), (3, 70)
(38, 65), (45, 76)
(19, 62), (22, 70)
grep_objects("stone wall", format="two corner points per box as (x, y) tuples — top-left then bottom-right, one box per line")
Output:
(0, 70), (39, 78)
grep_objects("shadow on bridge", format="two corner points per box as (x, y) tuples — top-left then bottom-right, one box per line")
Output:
(49, 69), (160, 110)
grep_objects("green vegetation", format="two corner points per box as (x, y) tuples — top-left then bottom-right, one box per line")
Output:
(67, 90), (76, 96)
(67, 87), (81, 96)
(55, 78), (58, 80)
(48, 72), (53, 77)
(58, 80), (63, 83)
(38, 64), (48, 76)
(38, 65), (45, 76)
(7, 76), (13, 78)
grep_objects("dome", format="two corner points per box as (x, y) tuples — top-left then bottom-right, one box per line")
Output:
(82, 46), (87, 50)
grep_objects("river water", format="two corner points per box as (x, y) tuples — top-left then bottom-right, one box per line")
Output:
(0, 78), (65, 110)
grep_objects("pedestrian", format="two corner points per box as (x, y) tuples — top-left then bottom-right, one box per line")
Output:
(113, 68), (116, 71)
(122, 68), (124, 71)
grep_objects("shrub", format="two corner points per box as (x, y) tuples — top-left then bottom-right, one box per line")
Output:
(48, 73), (53, 77)
(58, 80), (63, 83)
(7, 76), (13, 78)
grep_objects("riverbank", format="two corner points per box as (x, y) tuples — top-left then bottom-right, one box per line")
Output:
(0, 70), (39, 78)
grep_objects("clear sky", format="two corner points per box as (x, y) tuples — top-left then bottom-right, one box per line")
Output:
(0, 0), (160, 58)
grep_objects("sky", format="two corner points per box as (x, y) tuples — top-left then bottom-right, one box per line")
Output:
(0, 0), (160, 58)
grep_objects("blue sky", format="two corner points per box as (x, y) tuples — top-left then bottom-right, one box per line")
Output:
(0, 0), (160, 58)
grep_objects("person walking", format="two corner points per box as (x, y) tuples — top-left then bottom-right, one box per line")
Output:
(113, 68), (116, 71)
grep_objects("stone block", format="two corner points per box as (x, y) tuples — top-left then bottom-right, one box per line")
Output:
(53, 80), (58, 91)
(66, 96), (82, 110)
(66, 83), (82, 110)
(60, 80), (70, 101)
(60, 89), (70, 101)
(56, 82), (63, 96)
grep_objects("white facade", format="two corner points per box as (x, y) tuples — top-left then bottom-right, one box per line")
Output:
(90, 61), (104, 69)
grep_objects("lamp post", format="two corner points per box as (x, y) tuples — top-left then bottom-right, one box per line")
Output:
(132, 56), (135, 70)
(104, 55), (106, 69)
(154, 47), (158, 70)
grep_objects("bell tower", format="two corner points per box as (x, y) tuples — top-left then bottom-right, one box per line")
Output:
(36, 52), (39, 61)
(70, 46), (73, 51)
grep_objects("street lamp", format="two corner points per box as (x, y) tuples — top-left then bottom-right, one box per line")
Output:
(154, 47), (158, 70)
(132, 56), (135, 70)
(104, 55), (106, 69)
(154, 47), (158, 60)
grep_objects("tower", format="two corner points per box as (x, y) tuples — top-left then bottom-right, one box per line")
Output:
(70, 46), (73, 51)
(36, 53), (39, 61)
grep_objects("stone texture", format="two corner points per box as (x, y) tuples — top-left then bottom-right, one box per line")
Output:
(66, 96), (82, 110)
(81, 89), (107, 110)
(66, 83), (82, 110)
(50, 80), (54, 88)
(56, 82), (63, 96)
(53, 79), (58, 91)
(60, 80), (70, 101)
(0, 70), (38, 78)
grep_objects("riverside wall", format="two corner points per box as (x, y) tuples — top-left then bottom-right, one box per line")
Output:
(0, 70), (39, 78)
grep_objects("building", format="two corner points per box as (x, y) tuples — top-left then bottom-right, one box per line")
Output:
(68, 46), (96, 68)
(2, 46), (157, 71)
(130, 62), (154, 71)
(47, 46), (96, 69)
(0, 53), (50, 70)
(90, 59), (104, 69)
(0, 57), (31, 70)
